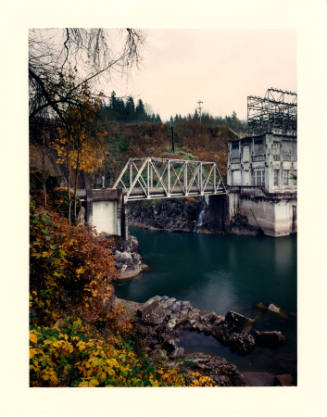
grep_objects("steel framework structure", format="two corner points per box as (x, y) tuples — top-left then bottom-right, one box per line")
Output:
(113, 157), (226, 202)
(247, 88), (297, 134)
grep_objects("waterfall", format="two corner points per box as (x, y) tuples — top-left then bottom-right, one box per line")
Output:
(194, 196), (209, 232)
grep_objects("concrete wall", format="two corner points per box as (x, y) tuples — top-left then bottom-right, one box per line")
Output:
(239, 198), (276, 236)
(236, 196), (297, 237)
(85, 188), (127, 238)
(273, 199), (297, 237)
(227, 192), (239, 219)
(206, 194), (227, 232)
(89, 200), (120, 236)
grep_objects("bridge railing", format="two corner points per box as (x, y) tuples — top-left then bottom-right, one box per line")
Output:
(112, 157), (226, 202)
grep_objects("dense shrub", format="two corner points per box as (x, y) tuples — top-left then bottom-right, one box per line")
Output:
(29, 196), (216, 387)
(30, 197), (116, 326)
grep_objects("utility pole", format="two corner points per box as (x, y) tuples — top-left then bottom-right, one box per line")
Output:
(170, 117), (175, 153)
(197, 100), (203, 123)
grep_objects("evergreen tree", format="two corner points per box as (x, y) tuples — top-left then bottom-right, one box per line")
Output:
(125, 96), (136, 121)
(135, 99), (146, 121)
(115, 98), (126, 121)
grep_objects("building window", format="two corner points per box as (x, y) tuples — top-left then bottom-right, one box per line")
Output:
(243, 170), (250, 185)
(242, 145), (249, 162)
(291, 170), (297, 186)
(283, 170), (289, 186)
(272, 142), (280, 161)
(253, 140), (265, 161)
(255, 169), (265, 186)
(231, 142), (240, 162)
(282, 142), (292, 160)
(232, 170), (241, 185)
(274, 169), (279, 186)
(254, 140), (264, 154)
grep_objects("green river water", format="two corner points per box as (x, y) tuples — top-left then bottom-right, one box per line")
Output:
(115, 228), (297, 377)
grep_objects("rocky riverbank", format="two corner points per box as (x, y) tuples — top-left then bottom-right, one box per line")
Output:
(128, 195), (227, 234)
(111, 235), (149, 279)
(128, 198), (202, 233)
(114, 294), (294, 386)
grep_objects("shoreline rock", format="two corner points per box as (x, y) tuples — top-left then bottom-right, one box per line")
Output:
(111, 235), (149, 280)
(114, 295), (290, 386)
(267, 303), (281, 314)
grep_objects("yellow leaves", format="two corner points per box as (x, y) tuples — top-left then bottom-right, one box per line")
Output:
(73, 318), (82, 329)
(77, 341), (86, 352)
(150, 378), (160, 387)
(189, 372), (215, 387)
(52, 339), (74, 355)
(106, 358), (119, 368)
(78, 378), (99, 387)
(76, 266), (85, 276)
(30, 348), (38, 359)
(41, 369), (58, 386)
(78, 380), (89, 387)
(30, 331), (38, 344)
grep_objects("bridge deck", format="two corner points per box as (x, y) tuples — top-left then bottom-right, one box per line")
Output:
(112, 157), (226, 203)
(127, 185), (226, 200)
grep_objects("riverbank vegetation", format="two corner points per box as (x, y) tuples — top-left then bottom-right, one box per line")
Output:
(29, 182), (217, 387)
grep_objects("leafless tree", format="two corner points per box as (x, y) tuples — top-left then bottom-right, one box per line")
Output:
(29, 28), (145, 121)
(29, 28), (145, 220)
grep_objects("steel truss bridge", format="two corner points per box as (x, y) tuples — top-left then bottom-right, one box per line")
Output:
(113, 157), (226, 203)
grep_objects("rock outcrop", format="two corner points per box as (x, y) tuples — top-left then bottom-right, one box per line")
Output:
(113, 235), (148, 279)
(253, 330), (286, 347)
(212, 311), (256, 354)
(128, 195), (227, 235)
(128, 198), (201, 233)
(114, 294), (288, 386)
(135, 295), (284, 359)
(183, 352), (246, 386)
(267, 303), (281, 314)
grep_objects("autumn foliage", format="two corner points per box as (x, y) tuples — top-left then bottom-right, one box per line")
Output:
(29, 193), (216, 387)
(101, 121), (233, 186)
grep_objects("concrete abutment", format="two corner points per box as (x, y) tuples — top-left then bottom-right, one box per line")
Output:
(83, 188), (128, 240)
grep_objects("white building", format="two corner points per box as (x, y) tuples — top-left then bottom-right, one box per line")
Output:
(227, 89), (297, 237)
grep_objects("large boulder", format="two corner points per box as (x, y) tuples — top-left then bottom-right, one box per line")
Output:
(183, 352), (246, 386)
(212, 311), (256, 354)
(224, 311), (254, 334)
(228, 332), (256, 354)
(253, 330), (286, 347)
(139, 299), (167, 326)
(267, 303), (281, 314)
(114, 250), (133, 264)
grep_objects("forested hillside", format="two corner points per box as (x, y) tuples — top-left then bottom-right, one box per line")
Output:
(92, 117), (241, 188)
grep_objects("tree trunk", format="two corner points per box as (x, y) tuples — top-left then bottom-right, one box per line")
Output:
(73, 167), (79, 224)
(41, 136), (47, 207)
(67, 156), (72, 225)
(72, 140), (81, 225)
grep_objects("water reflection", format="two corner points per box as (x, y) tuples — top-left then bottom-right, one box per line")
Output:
(116, 229), (297, 315)
(114, 228), (297, 377)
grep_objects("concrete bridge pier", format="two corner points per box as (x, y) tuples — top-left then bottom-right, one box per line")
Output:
(84, 188), (128, 240)
(206, 194), (228, 232)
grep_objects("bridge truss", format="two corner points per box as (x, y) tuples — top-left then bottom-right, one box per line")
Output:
(113, 157), (226, 202)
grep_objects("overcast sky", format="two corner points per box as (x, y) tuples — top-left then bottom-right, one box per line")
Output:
(104, 29), (296, 122)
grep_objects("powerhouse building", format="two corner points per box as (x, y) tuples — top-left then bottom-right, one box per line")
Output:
(227, 88), (297, 237)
